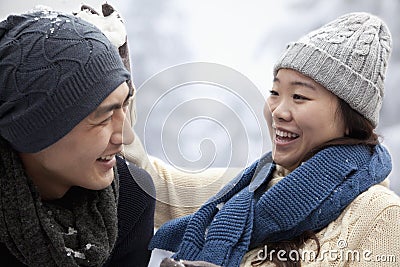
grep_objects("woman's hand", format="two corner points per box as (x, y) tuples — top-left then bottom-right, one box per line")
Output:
(160, 257), (221, 267)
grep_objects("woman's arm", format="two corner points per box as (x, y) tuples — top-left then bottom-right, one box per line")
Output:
(123, 124), (238, 227)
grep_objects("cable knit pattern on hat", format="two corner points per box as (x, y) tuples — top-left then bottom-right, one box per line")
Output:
(273, 12), (392, 127)
(0, 10), (130, 152)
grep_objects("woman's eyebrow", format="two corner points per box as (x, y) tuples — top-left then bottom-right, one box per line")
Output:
(291, 81), (316, 90)
(273, 77), (316, 90)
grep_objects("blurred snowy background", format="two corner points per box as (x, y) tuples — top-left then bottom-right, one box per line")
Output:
(1, 0), (399, 194)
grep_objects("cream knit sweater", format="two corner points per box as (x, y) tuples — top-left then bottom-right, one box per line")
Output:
(125, 130), (400, 267)
(125, 101), (400, 266)
(240, 167), (400, 267)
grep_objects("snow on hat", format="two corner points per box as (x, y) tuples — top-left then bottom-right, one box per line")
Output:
(273, 12), (392, 127)
(0, 10), (130, 152)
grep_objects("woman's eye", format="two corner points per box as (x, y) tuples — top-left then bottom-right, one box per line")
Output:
(293, 94), (309, 100)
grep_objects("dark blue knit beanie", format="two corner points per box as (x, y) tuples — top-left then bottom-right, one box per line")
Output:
(0, 10), (130, 153)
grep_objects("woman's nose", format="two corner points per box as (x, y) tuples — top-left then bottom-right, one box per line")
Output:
(270, 100), (292, 122)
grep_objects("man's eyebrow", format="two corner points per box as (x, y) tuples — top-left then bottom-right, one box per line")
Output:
(93, 92), (131, 119)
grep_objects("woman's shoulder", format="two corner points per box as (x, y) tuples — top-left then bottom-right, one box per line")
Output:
(358, 180), (399, 202)
(297, 184), (400, 266)
(239, 184), (400, 267)
(344, 181), (400, 220)
(319, 182), (400, 238)
(312, 182), (400, 265)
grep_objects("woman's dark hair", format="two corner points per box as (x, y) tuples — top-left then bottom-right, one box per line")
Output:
(329, 98), (379, 147)
(251, 98), (379, 267)
(305, 98), (380, 161)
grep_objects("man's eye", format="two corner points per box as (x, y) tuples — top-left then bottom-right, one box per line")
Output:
(269, 90), (279, 96)
(123, 99), (131, 108)
(99, 116), (112, 125)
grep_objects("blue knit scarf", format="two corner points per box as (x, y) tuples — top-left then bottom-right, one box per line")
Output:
(150, 144), (392, 266)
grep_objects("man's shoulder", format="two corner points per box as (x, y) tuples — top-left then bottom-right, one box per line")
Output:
(115, 157), (155, 224)
(116, 156), (156, 197)
(0, 242), (27, 267)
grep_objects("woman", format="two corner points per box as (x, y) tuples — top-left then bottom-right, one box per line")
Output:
(150, 12), (400, 266)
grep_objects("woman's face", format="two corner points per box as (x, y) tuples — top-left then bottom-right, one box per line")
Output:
(264, 68), (346, 171)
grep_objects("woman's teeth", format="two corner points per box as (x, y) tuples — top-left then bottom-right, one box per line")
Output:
(276, 129), (299, 138)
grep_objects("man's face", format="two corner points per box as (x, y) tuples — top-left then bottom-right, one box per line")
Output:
(19, 82), (134, 199)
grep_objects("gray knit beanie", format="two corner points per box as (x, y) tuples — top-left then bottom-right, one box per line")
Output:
(273, 12), (392, 127)
(0, 10), (130, 152)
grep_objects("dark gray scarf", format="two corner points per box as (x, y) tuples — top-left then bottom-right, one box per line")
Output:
(0, 138), (119, 266)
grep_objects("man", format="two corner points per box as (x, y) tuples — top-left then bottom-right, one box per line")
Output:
(0, 9), (154, 266)
(73, 4), (237, 228)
